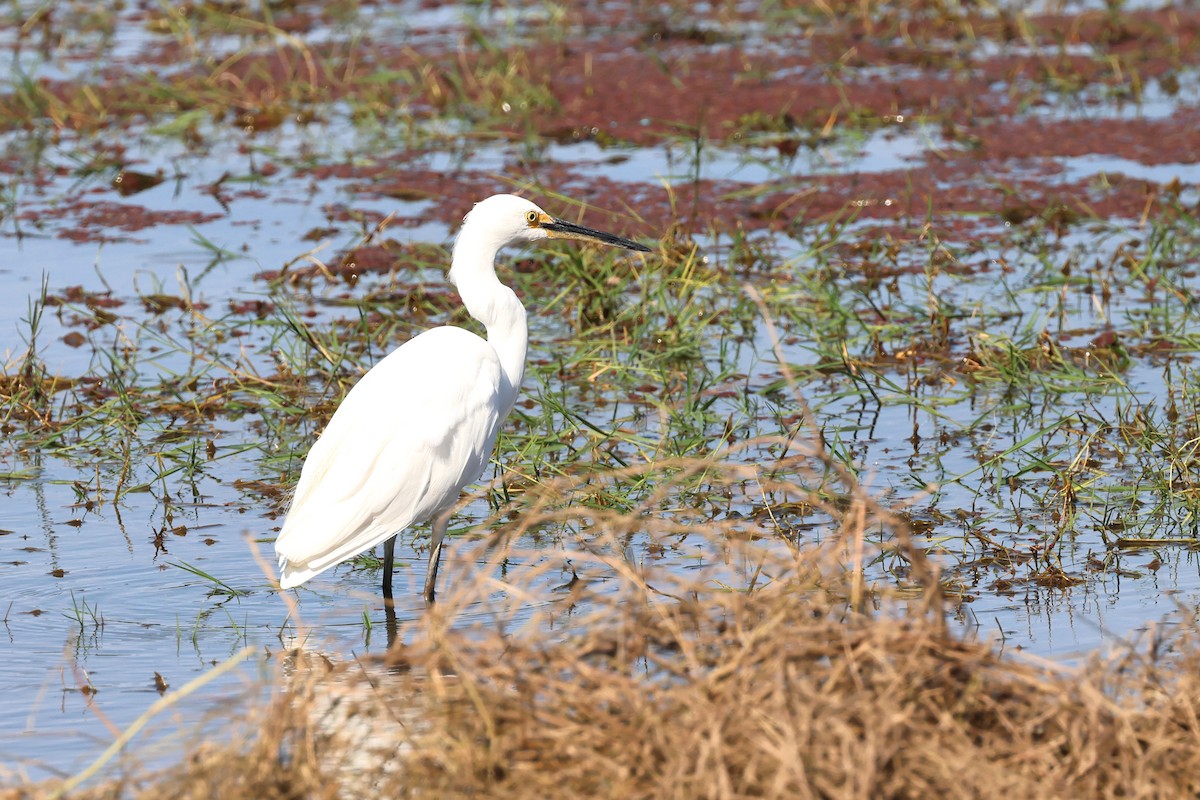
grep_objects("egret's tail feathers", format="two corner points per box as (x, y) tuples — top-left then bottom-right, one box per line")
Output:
(277, 559), (317, 590)
(276, 547), (338, 591)
(275, 516), (404, 592)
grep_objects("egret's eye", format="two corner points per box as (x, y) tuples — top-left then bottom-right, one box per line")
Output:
(526, 210), (539, 225)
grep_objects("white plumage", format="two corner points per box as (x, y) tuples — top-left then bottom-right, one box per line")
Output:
(276, 327), (504, 587)
(275, 193), (650, 603)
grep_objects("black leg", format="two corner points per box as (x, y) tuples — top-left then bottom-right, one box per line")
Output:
(423, 512), (450, 605)
(382, 534), (397, 600)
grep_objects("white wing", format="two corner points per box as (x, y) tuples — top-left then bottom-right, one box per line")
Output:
(275, 326), (505, 589)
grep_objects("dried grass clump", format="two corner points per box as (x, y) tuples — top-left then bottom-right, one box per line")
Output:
(50, 543), (1200, 800)
(336, 585), (1200, 799)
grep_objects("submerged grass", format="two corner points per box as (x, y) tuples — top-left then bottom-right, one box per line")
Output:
(5, 203), (1200, 594)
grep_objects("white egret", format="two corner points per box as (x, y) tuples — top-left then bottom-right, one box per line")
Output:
(275, 193), (651, 603)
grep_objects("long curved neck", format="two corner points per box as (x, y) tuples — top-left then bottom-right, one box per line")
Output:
(448, 233), (528, 410)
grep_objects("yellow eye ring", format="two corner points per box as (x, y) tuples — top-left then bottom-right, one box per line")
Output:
(526, 210), (539, 225)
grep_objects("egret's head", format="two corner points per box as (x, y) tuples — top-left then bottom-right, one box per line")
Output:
(461, 193), (651, 254)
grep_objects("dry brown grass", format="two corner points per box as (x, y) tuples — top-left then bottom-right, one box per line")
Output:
(22, 481), (1200, 800)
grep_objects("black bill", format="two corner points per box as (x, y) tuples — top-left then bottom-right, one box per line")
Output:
(543, 218), (652, 252)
